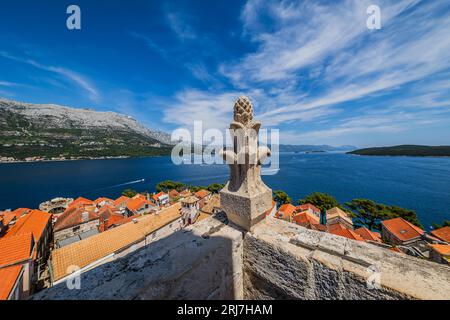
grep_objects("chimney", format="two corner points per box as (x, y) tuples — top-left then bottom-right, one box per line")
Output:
(82, 211), (89, 222)
(320, 208), (327, 225)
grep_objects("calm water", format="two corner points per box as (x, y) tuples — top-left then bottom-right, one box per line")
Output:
(1, 153), (449, 230)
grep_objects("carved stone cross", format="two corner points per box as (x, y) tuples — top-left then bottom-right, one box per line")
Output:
(220, 96), (273, 231)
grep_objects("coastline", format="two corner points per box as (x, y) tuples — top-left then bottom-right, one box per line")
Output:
(348, 153), (450, 158)
(0, 155), (132, 164)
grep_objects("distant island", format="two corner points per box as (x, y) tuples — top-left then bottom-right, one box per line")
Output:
(348, 145), (450, 157)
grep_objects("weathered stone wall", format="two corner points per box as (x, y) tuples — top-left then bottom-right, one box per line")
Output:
(244, 217), (450, 300)
(34, 214), (243, 300)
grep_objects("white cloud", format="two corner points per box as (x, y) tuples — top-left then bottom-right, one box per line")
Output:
(166, 11), (197, 41)
(160, 0), (450, 146)
(0, 52), (100, 103)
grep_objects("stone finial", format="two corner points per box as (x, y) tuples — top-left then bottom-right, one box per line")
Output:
(233, 96), (254, 126)
(219, 96), (273, 231)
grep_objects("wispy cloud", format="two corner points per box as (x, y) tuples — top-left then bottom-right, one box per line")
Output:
(163, 89), (238, 130)
(166, 11), (197, 41)
(163, 0), (450, 146)
(130, 32), (170, 60)
(0, 51), (100, 103)
(0, 80), (20, 87)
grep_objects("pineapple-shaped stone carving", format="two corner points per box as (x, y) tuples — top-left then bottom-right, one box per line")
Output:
(233, 96), (253, 126)
(219, 96), (273, 231)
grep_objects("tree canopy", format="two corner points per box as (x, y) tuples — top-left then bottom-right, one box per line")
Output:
(298, 192), (340, 211)
(207, 183), (225, 194)
(345, 199), (385, 230)
(432, 220), (450, 230)
(273, 190), (292, 205)
(345, 199), (423, 231)
(156, 180), (187, 192)
(122, 188), (138, 198)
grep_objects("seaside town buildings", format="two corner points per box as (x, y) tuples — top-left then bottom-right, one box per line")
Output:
(272, 201), (450, 262)
(0, 209), (52, 300)
(0, 188), (224, 299)
(1, 189), (450, 299)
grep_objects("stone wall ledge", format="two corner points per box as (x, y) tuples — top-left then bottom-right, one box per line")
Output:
(244, 217), (450, 300)
(33, 214), (243, 300)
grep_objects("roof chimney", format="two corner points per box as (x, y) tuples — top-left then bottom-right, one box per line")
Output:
(82, 211), (89, 222)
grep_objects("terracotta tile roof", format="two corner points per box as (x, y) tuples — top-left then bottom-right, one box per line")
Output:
(113, 196), (130, 207)
(194, 189), (211, 199)
(99, 214), (127, 232)
(54, 206), (99, 232)
(429, 244), (450, 256)
(431, 226), (450, 243)
(0, 233), (34, 267)
(381, 217), (424, 242)
(126, 197), (151, 212)
(68, 197), (94, 208)
(327, 223), (348, 233)
(275, 204), (296, 220)
(133, 194), (147, 200)
(93, 197), (113, 206)
(329, 225), (364, 241)
(354, 227), (382, 242)
(111, 214), (140, 227)
(98, 205), (130, 231)
(168, 189), (180, 199)
(296, 203), (320, 214)
(0, 265), (23, 300)
(0, 211), (16, 225)
(10, 208), (31, 219)
(4, 210), (51, 242)
(293, 211), (320, 227)
(152, 191), (167, 202)
(50, 202), (182, 282)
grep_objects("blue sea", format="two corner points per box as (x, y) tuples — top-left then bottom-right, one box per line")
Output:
(1, 153), (449, 230)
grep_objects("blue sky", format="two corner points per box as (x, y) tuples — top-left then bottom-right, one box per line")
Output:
(0, 0), (450, 147)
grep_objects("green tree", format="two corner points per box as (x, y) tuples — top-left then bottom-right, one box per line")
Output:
(122, 188), (138, 198)
(345, 199), (386, 230)
(274, 190), (291, 205)
(190, 185), (208, 193)
(431, 220), (450, 229)
(156, 180), (186, 192)
(298, 192), (340, 211)
(207, 183), (225, 194)
(345, 199), (424, 231)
